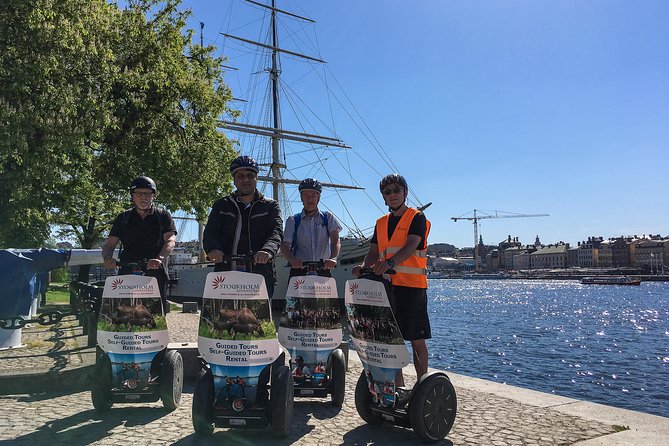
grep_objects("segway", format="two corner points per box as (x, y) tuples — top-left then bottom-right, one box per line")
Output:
(192, 254), (293, 437)
(278, 261), (346, 406)
(91, 266), (183, 412)
(345, 269), (457, 443)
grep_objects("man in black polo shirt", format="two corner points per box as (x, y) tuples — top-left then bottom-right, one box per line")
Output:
(101, 176), (177, 312)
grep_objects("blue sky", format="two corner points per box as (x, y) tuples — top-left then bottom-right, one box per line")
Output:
(172, 0), (668, 248)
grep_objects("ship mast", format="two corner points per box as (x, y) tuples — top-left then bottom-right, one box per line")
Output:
(220, 0), (361, 204)
(270, 0), (281, 201)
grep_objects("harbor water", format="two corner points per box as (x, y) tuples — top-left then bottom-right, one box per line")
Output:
(426, 279), (669, 418)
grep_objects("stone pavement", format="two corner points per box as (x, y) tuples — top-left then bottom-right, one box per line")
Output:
(0, 309), (667, 445)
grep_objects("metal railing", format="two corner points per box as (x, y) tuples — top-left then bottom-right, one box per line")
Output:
(0, 281), (103, 348)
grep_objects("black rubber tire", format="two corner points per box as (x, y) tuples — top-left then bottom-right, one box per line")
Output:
(91, 353), (113, 412)
(160, 350), (183, 411)
(408, 372), (457, 443)
(270, 365), (294, 437)
(192, 368), (215, 436)
(330, 349), (346, 407)
(354, 370), (382, 425)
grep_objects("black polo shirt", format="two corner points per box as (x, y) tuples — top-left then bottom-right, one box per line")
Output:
(371, 211), (427, 249)
(109, 206), (176, 263)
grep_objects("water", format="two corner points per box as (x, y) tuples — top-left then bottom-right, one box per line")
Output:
(425, 279), (669, 418)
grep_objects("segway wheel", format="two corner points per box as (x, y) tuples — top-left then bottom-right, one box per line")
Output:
(408, 372), (457, 443)
(354, 371), (382, 425)
(192, 368), (215, 436)
(330, 349), (346, 407)
(160, 350), (183, 411)
(270, 365), (294, 437)
(91, 353), (113, 412)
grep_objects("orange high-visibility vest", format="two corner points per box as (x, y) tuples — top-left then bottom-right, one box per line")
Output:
(376, 207), (430, 288)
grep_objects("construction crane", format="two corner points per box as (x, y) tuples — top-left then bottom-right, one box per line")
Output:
(451, 209), (549, 272)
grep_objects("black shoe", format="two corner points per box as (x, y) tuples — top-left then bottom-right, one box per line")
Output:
(395, 387), (411, 406)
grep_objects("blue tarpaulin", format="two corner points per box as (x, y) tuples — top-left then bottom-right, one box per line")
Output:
(0, 249), (70, 318)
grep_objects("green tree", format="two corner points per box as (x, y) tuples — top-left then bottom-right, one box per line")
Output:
(0, 0), (237, 269)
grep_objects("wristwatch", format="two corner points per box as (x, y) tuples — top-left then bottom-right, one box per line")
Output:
(386, 258), (395, 269)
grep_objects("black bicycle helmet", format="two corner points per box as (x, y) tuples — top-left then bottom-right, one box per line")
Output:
(230, 155), (259, 175)
(379, 173), (408, 193)
(130, 176), (156, 193)
(298, 178), (322, 194)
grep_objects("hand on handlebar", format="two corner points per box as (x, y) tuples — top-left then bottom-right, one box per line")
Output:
(323, 258), (337, 270)
(372, 259), (393, 276)
(103, 257), (118, 271)
(207, 249), (225, 264)
(254, 250), (271, 265)
(146, 257), (164, 270)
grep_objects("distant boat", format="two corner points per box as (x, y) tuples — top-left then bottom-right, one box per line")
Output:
(427, 271), (451, 279)
(462, 272), (510, 280)
(580, 276), (641, 286)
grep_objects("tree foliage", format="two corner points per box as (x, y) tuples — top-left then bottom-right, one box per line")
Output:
(0, 0), (237, 249)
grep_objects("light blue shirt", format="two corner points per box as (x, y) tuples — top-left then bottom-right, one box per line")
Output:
(283, 209), (342, 261)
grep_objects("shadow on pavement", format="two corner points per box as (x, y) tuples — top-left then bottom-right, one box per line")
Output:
(294, 399), (343, 420)
(342, 423), (454, 445)
(169, 397), (316, 446)
(5, 407), (167, 446)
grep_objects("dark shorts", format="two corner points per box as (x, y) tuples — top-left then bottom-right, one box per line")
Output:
(391, 286), (431, 341)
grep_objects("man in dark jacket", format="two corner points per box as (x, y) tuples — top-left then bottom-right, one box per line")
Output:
(203, 155), (283, 299)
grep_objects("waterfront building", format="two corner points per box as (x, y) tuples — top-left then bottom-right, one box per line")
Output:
(634, 236), (669, 272)
(577, 236), (603, 268)
(599, 240), (613, 267)
(486, 249), (499, 272)
(496, 236), (522, 270)
(530, 243), (568, 269)
(512, 246), (537, 270)
(566, 246), (579, 268)
(504, 246), (523, 270)
(610, 237), (632, 267)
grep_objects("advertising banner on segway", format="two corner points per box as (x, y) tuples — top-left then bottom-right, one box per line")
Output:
(345, 278), (410, 407)
(278, 276), (342, 384)
(97, 275), (169, 389)
(199, 271), (279, 411)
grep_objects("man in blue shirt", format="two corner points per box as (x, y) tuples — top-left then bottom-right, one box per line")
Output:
(281, 178), (341, 278)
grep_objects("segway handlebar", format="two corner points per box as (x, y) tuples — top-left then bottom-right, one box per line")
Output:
(116, 260), (149, 275)
(302, 260), (326, 273)
(357, 267), (396, 277)
(105, 259), (148, 275)
(228, 252), (255, 272)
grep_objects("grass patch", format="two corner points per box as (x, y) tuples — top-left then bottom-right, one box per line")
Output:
(46, 287), (70, 304)
(612, 425), (630, 432)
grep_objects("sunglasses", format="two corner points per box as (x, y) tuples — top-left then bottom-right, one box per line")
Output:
(382, 187), (403, 196)
(132, 191), (154, 198)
